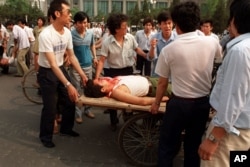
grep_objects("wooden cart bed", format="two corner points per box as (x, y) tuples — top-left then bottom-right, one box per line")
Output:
(77, 95), (166, 113)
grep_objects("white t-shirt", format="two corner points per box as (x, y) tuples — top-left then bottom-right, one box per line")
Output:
(113, 75), (149, 96)
(38, 24), (73, 68)
(156, 31), (222, 98)
(12, 25), (30, 49)
(24, 26), (35, 42)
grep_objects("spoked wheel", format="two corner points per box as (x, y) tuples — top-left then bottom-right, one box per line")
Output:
(22, 68), (43, 104)
(118, 113), (163, 167)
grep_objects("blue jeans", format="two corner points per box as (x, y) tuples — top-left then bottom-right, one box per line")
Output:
(37, 66), (75, 142)
(158, 95), (210, 167)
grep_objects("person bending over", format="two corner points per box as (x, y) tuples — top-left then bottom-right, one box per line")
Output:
(84, 75), (170, 105)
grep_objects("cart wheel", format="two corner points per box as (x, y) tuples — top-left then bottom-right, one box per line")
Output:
(118, 113), (163, 167)
(22, 68), (43, 104)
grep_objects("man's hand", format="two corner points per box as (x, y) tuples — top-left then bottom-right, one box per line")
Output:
(198, 139), (219, 160)
(81, 75), (88, 86)
(93, 58), (98, 67)
(150, 102), (160, 114)
(66, 84), (80, 102)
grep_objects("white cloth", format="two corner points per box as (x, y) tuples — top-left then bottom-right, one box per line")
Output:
(38, 25), (73, 68)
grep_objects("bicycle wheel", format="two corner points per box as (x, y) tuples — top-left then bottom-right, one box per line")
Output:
(22, 69), (43, 104)
(118, 113), (163, 167)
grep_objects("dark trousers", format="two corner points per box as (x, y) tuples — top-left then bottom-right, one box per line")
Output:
(37, 66), (75, 142)
(158, 95), (210, 167)
(136, 53), (151, 76)
(104, 66), (133, 124)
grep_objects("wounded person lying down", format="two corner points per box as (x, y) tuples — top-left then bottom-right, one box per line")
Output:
(84, 75), (171, 105)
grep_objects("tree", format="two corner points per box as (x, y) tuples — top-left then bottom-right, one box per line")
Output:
(169, 0), (180, 12)
(212, 0), (227, 34)
(201, 0), (219, 18)
(128, 3), (141, 26)
(0, 0), (44, 26)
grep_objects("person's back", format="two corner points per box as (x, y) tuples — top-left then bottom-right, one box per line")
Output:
(151, 2), (223, 167)
(158, 33), (221, 97)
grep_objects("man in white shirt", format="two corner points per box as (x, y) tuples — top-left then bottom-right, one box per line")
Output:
(200, 19), (219, 41)
(6, 20), (30, 77)
(18, 19), (35, 68)
(150, 2), (222, 167)
(37, 0), (88, 148)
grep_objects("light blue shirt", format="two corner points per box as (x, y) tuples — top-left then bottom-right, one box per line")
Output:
(149, 30), (177, 60)
(210, 33), (250, 135)
(135, 29), (154, 51)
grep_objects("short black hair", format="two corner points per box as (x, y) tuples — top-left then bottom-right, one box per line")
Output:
(171, 1), (200, 33)
(48, 0), (70, 20)
(5, 20), (15, 27)
(17, 18), (27, 25)
(143, 17), (154, 26)
(73, 11), (90, 23)
(37, 16), (46, 26)
(230, 0), (250, 34)
(200, 19), (213, 27)
(157, 11), (172, 24)
(106, 13), (128, 35)
(84, 80), (107, 98)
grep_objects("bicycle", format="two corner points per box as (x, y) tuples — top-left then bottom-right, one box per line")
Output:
(21, 68), (43, 104)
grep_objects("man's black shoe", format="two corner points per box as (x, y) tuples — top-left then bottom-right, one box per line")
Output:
(41, 140), (55, 148)
(60, 130), (80, 137)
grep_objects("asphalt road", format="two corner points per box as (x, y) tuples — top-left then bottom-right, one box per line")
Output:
(0, 66), (183, 167)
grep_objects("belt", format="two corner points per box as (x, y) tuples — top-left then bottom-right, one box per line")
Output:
(172, 93), (208, 101)
(147, 78), (153, 95)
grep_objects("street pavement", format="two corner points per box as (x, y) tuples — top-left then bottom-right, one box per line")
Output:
(0, 66), (183, 167)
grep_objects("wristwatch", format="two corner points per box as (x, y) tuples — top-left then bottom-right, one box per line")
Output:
(65, 81), (71, 88)
(207, 133), (219, 143)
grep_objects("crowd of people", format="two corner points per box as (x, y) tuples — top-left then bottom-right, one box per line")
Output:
(0, 0), (249, 166)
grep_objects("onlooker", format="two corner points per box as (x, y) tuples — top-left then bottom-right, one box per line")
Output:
(6, 20), (30, 77)
(0, 22), (10, 74)
(37, 0), (88, 148)
(200, 19), (219, 41)
(69, 11), (98, 124)
(199, 0), (250, 166)
(32, 16), (46, 71)
(94, 13), (147, 131)
(135, 17), (155, 76)
(17, 19), (35, 68)
(150, 1), (222, 167)
(148, 11), (177, 76)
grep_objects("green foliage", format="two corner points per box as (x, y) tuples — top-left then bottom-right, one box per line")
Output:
(201, 0), (219, 18)
(212, 0), (228, 34)
(0, 0), (44, 26)
(169, 0), (180, 12)
(128, 3), (140, 26)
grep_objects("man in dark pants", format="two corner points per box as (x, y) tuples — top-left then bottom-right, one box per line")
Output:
(37, 0), (88, 148)
(94, 13), (147, 131)
(150, 1), (222, 167)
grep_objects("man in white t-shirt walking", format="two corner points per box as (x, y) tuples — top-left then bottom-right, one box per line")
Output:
(6, 20), (30, 77)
